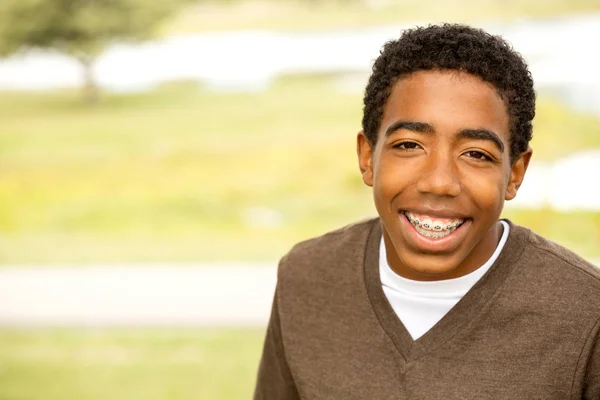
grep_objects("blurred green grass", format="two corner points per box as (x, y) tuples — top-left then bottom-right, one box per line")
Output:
(1, 75), (599, 264)
(166, 0), (600, 34)
(0, 328), (264, 399)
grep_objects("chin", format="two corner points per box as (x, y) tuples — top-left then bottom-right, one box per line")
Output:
(403, 253), (465, 278)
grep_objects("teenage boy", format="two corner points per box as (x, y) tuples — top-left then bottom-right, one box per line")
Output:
(254, 24), (600, 399)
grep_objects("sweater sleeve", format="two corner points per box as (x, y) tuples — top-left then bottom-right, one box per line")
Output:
(253, 287), (300, 400)
(583, 318), (600, 399)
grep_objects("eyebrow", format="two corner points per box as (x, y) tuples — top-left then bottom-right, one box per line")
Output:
(385, 121), (434, 136)
(457, 129), (504, 153)
(385, 120), (504, 153)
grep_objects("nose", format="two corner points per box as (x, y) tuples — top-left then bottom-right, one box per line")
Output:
(416, 152), (461, 197)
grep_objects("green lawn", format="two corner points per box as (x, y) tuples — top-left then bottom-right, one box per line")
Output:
(0, 328), (264, 399)
(166, 0), (600, 34)
(1, 75), (599, 264)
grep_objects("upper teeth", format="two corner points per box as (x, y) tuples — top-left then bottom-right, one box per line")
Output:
(405, 212), (464, 231)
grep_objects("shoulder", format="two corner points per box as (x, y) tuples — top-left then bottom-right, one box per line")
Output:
(285, 218), (378, 261)
(518, 223), (600, 285)
(509, 222), (600, 311)
(277, 217), (379, 281)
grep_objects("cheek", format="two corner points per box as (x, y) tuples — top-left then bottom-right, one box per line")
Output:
(460, 168), (507, 209)
(373, 156), (415, 196)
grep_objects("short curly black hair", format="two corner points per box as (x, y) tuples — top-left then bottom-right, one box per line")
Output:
(362, 24), (535, 163)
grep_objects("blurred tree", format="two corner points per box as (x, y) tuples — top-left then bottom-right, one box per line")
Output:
(0, 0), (192, 103)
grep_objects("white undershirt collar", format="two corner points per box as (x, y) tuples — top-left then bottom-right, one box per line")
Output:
(379, 220), (510, 339)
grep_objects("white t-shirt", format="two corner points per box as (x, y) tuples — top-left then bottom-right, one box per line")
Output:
(379, 220), (510, 340)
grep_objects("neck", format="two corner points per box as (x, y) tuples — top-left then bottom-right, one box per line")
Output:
(385, 221), (503, 281)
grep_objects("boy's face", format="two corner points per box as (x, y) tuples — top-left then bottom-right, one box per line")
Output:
(357, 70), (531, 280)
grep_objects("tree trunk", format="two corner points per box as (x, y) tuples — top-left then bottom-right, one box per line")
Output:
(79, 57), (99, 105)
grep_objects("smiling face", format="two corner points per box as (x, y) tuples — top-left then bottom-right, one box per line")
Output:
(357, 70), (531, 281)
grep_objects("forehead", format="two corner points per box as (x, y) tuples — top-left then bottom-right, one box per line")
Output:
(381, 70), (510, 141)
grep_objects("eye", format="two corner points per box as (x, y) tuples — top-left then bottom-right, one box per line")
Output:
(393, 141), (422, 150)
(464, 150), (492, 162)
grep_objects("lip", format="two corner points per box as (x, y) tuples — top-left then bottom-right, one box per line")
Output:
(399, 211), (472, 253)
(400, 207), (468, 220)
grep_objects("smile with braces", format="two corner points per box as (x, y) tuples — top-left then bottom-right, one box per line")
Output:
(404, 211), (465, 239)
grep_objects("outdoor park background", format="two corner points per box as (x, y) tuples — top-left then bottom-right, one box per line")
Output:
(1, 0), (600, 399)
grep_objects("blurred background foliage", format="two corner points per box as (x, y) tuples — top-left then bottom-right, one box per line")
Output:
(0, 0), (193, 103)
(0, 328), (263, 399)
(1, 1), (600, 399)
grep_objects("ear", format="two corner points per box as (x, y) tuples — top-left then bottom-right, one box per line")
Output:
(357, 131), (374, 187)
(505, 146), (533, 201)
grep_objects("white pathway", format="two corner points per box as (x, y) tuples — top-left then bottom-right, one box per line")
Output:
(0, 264), (277, 328)
(0, 260), (598, 328)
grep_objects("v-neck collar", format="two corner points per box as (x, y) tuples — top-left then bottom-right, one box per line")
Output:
(363, 218), (529, 361)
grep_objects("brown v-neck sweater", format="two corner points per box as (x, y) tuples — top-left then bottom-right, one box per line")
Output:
(254, 218), (600, 399)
